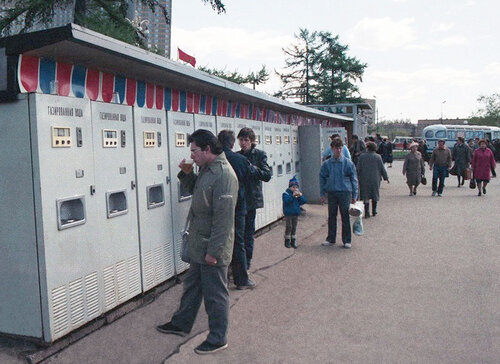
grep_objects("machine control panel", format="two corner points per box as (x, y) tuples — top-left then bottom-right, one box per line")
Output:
(176, 132), (187, 147)
(102, 129), (118, 147)
(265, 135), (272, 145)
(51, 126), (72, 148)
(284, 135), (290, 144)
(143, 131), (156, 147)
(275, 135), (282, 145)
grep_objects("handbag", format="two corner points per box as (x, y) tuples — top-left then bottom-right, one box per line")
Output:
(469, 178), (476, 189)
(449, 164), (458, 176)
(180, 209), (193, 263)
(463, 168), (472, 180)
(421, 176), (427, 185)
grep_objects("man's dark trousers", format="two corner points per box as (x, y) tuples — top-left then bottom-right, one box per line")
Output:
(432, 165), (448, 194)
(326, 192), (351, 244)
(231, 213), (248, 286)
(243, 209), (257, 269)
(170, 263), (229, 346)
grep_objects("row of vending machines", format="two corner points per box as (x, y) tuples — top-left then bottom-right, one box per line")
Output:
(0, 93), (305, 343)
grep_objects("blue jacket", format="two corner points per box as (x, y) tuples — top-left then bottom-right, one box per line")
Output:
(282, 188), (307, 216)
(320, 155), (359, 200)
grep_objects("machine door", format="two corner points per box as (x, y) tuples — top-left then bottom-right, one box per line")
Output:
(90, 101), (141, 312)
(166, 111), (195, 274)
(31, 94), (101, 341)
(291, 125), (301, 183)
(133, 107), (175, 291)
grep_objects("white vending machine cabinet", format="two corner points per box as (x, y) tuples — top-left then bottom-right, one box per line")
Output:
(0, 94), (101, 342)
(261, 121), (277, 227)
(291, 125), (301, 184)
(90, 101), (141, 312)
(166, 111), (194, 274)
(133, 107), (175, 291)
(194, 114), (217, 135)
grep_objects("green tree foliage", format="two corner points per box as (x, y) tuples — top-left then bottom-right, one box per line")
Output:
(276, 28), (319, 104)
(246, 65), (269, 90)
(198, 65), (269, 90)
(314, 32), (367, 104)
(198, 65), (248, 84)
(468, 93), (500, 126)
(276, 28), (366, 105)
(1, 1), (225, 50)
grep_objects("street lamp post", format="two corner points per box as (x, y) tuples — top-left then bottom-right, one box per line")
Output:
(440, 100), (446, 123)
(373, 96), (378, 133)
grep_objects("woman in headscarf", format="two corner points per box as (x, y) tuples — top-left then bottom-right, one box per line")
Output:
(402, 142), (425, 196)
(356, 142), (389, 217)
(451, 136), (471, 187)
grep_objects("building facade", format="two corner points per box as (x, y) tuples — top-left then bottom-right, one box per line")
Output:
(127, 0), (172, 58)
(0, 1), (73, 36)
(1, 1), (172, 57)
(308, 102), (373, 139)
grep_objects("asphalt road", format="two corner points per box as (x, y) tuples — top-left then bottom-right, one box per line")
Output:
(2, 160), (498, 363)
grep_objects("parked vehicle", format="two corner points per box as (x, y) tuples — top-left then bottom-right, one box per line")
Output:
(422, 124), (500, 152)
(392, 136), (413, 150)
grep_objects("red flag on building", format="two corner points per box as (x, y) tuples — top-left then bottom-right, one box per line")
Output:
(178, 48), (196, 67)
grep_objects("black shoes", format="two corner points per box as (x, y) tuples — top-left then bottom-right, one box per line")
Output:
(194, 340), (228, 355)
(236, 278), (256, 290)
(372, 201), (378, 216)
(156, 322), (188, 337)
(291, 238), (297, 249)
(364, 203), (370, 218)
(284, 238), (291, 248)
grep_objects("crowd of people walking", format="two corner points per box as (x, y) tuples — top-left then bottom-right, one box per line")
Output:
(155, 128), (496, 355)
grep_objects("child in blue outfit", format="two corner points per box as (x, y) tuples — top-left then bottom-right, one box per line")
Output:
(282, 176), (307, 248)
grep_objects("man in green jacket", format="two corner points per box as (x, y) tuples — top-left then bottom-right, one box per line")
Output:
(156, 129), (238, 355)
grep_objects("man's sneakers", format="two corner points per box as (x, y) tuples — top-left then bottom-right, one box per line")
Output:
(156, 322), (188, 337)
(432, 191), (437, 196)
(236, 278), (256, 290)
(322, 240), (335, 246)
(194, 340), (228, 355)
(344, 243), (352, 249)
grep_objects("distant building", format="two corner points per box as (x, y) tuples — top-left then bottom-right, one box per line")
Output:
(127, 1), (172, 58)
(308, 102), (373, 138)
(0, 1), (73, 36)
(417, 118), (469, 136)
(1, 1), (172, 58)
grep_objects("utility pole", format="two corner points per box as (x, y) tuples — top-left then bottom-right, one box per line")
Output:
(440, 100), (446, 123)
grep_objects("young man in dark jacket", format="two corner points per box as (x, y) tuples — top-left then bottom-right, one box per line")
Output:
(237, 127), (272, 269)
(217, 130), (255, 290)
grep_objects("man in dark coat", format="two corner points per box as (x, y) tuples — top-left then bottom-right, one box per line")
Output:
(349, 134), (365, 166)
(237, 127), (272, 269)
(217, 130), (255, 290)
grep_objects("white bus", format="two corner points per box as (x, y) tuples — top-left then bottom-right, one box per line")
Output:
(422, 124), (500, 152)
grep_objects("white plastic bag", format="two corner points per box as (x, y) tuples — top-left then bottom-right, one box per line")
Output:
(353, 216), (364, 236)
(348, 201), (364, 218)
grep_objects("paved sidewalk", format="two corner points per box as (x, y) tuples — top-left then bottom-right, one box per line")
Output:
(1, 160), (499, 363)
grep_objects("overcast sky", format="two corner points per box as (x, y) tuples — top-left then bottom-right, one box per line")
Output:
(171, 0), (500, 123)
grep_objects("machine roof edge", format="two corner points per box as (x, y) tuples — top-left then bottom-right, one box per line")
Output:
(1, 24), (352, 123)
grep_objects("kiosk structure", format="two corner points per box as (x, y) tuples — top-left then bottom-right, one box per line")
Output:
(0, 24), (351, 343)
